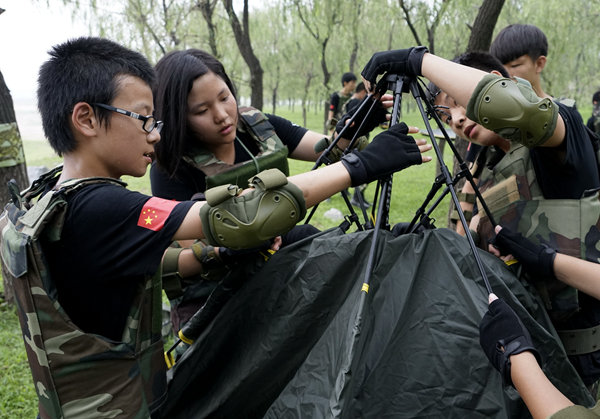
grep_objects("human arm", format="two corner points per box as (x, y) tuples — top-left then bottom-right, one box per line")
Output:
(168, 238), (281, 278)
(489, 225), (600, 300)
(420, 53), (565, 148)
(479, 294), (573, 419)
(361, 48), (565, 148)
(173, 124), (432, 246)
(510, 351), (574, 419)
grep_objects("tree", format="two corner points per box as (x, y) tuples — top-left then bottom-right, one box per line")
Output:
(398, 0), (451, 55)
(222, 0), (264, 109)
(466, 0), (506, 52)
(0, 71), (29, 305)
(196, 0), (220, 58)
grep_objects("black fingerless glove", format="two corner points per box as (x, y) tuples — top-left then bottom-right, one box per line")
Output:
(479, 299), (541, 387)
(492, 227), (556, 278)
(340, 123), (422, 186)
(218, 242), (272, 265)
(361, 46), (429, 85)
(335, 96), (389, 140)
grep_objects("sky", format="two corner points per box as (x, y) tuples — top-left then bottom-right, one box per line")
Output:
(0, 0), (89, 140)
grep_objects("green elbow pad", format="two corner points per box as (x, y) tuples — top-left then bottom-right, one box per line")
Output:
(466, 74), (558, 148)
(199, 168), (307, 250)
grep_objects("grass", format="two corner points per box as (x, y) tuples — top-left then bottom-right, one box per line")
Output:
(1, 105), (454, 417)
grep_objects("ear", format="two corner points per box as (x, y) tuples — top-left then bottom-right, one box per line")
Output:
(535, 55), (547, 73)
(71, 102), (99, 137)
(490, 70), (503, 77)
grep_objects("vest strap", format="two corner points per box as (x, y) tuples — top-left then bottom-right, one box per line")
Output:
(162, 247), (184, 300)
(558, 325), (600, 355)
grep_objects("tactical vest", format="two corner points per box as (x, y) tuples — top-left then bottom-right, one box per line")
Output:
(476, 143), (600, 352)
(182, 107), (289, 190)
(0, 167), (167, 418)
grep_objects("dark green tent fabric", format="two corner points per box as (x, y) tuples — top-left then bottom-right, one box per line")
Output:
(161, 228), (594, 418)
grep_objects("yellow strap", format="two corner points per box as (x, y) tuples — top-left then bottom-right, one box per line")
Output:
(164, 351), (175, 369)
(178, 329), (194, 345)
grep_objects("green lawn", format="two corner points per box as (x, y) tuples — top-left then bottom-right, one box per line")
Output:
(0, 105), (456, 418)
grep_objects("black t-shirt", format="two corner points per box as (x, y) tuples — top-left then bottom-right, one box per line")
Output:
(330, 92), (341, 114)
(530, 102), (600, 198)
(150, 113), (307, 201)
(42, 183), (194, 341)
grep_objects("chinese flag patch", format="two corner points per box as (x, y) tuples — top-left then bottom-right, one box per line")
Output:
(137, 197), (179, 231)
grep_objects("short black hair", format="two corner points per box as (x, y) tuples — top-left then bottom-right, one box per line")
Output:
(490, 24), (548, 64)
(37, 37), (154, 156)
(355, 82), (366, 93)
(341, 72), (357, 85)
(593, 91), (600, 104)
(153, 49), (238, 176)
(427, 51), (510, 102)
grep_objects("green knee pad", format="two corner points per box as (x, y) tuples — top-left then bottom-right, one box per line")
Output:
(200, 169), (306, 250)
(467, 74), (558, 148)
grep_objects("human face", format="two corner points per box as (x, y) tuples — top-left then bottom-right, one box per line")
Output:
(97, 75), (160, 178)
(343, 80), (357, 95)
(186, 71), (238, 151)
(502, 54), (542, 83)
(434, 90), (504, 147)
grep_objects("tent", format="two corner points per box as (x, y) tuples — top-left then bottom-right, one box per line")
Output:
(160, 227), (594, 418)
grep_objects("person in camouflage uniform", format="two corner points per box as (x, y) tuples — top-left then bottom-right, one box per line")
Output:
(326, 72), (357, 134)
(149, 50), (388, 339)
(0, 37), (428, 418)
(428, 49), (600, 387)
(361, 47), (600, 387)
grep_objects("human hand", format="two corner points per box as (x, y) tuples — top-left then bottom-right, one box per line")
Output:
(490, 225), (556, 278)
(340, 122), (432, 186)
(217, 239), (275, 264)
(361, 47), (429, 92)
(335, 95), (389, 141)
(479, 294), (541, 387)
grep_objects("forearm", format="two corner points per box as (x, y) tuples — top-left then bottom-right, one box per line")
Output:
(289, 161), (351, 207)
(290, 130), (346, 162)
(554, 253), (600, 300)
(176, 248), (204, 277)
(510, 352), (573, 419)
(421, 53), (489, 108)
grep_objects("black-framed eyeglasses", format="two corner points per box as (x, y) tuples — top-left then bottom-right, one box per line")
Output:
(93, 103), (163, 134)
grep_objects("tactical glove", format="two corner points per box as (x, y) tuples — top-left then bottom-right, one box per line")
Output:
(492, 227), (556, 278)
(361, 46), (429, 86)
(479, 298), (541, 387)
(335, 96), (389, 140)
(340, 123), (422, 186)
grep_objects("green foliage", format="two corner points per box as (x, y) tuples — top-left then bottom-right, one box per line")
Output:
(0, 283), (37, 419)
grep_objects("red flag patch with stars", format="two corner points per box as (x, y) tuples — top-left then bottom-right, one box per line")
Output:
(137, 197), (179, 231)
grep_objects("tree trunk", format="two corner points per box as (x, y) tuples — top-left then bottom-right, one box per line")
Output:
(223, 0), (264, 109)
(466, 0), (506, 52)
(197, 0), (220, 58)
(0, 71), (29, 305)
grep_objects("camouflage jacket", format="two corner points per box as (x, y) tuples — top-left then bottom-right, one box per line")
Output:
(0, 170), (167, 418)
(182, 106), (289, 190)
